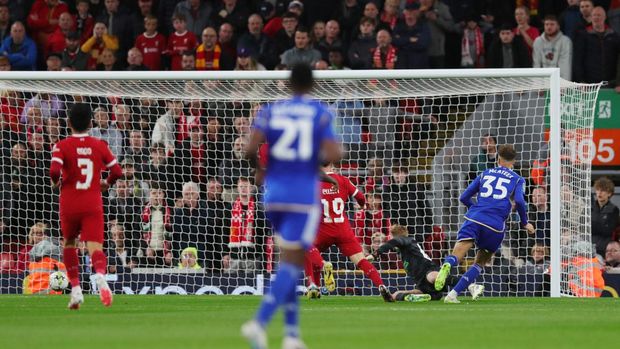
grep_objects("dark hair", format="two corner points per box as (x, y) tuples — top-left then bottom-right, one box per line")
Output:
(359, 16), (377, 27)
(498, 144), (517, 161)
(482, 133), (497, 145)
(69, 103), (92, 132)
(290, 63), (313, 93)
(499, 23), (513, 32)
(295, 25), (310, 35)
(543, 15), (559, 23)
(172, 13), (186, 22)
(181, 50), (195, 58)
(282, 11), (298, 20)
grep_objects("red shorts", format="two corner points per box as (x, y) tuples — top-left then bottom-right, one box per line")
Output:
(60, 211), (104, 244)
(314, 230), (363, 257)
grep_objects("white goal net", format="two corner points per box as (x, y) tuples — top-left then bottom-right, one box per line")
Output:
(0, 70), (600, 297)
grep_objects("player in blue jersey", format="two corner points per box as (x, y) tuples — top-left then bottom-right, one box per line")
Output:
(241, 63), (342, 349)
(434, 145), (535, 303)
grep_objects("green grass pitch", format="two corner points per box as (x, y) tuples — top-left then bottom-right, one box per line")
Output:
(0, 295), (616, 349)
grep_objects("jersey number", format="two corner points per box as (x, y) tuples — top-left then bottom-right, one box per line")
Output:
(321, 198), (345, 223)
(76, 158), (94, 190)
(270, 118), (313, 160)
(480, 175), (510, 199)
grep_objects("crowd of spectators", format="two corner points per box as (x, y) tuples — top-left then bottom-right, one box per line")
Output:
(0, 0), (614, 86)
(0, 1), (619, 296)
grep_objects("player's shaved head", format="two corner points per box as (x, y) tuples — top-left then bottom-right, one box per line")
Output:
(498, 144), (517, 162)
(69, 103), (93, 132)
(290, 62), (313, 94)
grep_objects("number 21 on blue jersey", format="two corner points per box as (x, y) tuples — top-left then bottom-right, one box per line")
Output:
(270, 117), (313, 161)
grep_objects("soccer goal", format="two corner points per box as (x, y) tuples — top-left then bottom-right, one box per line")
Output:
(0, 69), (600, 298)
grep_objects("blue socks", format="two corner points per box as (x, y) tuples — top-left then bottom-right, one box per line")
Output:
(453, 263), (483, 295)
(255, 262), (302, 334)
(283, 284), (300, 338)
(444, 254), (459, 268)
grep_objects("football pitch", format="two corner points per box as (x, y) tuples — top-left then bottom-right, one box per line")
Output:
(0, 295), (615, 349)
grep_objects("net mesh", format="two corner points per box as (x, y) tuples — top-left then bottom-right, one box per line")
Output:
(0, 74), (600, 297)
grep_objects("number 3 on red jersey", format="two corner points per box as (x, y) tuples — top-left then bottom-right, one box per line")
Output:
(321, 198), (345, 223)
(76, 158), (94, 190)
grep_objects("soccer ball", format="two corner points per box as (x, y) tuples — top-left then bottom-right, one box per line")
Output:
(49, 271), (69, 291)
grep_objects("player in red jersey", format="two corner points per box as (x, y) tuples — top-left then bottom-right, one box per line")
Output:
(304, 162), (394, 302)
(49, 103), (123, 310)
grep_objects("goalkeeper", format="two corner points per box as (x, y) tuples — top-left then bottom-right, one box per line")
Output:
(369, 225), (484, 301)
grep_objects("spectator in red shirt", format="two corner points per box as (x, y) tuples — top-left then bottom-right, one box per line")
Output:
(167, 13), (197, 71)
(45, 12), (73, 58)
(135, 15), (166, 70)
(27, 0), (69, 52)
(260, 1), (280, 38)
(74, 0), (94, 44)
(354, 192), (391, 246)
(0, 89), (22, 134)
(195, 26), (224, 70)
(514, 6), (540, 56)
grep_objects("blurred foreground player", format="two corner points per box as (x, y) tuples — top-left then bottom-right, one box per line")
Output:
(49, 103), (123, 309)
(242, 63), (342, 349)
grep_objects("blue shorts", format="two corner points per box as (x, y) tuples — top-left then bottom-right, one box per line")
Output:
(265, 206), (320, 250)
(457, 219), (505, 253)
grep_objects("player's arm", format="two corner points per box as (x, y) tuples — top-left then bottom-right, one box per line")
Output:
(49, 144), (64, 188)
(373, 238), (401, 258)
(514, 178), (535, 234)
(348, 181), (366, 208)
(319, 170), (339, 189)
(459, 175), (481, 208)
(100, 141), (123, 192)
(319, 109), (343, 164)
(246, 105), (269, 185)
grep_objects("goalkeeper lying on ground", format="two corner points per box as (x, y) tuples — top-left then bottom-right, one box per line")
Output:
(368, 225), (484, 302)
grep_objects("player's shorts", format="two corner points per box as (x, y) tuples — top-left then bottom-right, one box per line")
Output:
(413, 261), (443, 300)
(313, 230), (363, 257)
(457, 219), (505, 253)
(265, 206), (320, 250)
(60, 210), (104, 244)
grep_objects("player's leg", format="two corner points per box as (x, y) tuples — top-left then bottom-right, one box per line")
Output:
(309, 236), (335, 292)
(303, 248), (321, 299)
(245, 209), (318, 349)
(445, 228), (503, 303)
(341, 234), (393, 302)
(435, 221), (477, 291)
(60, 214), (83, 310)
(392, 289), (432, 302)
(83, 212), (112, 307)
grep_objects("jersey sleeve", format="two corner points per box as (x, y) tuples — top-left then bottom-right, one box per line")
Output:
(460, 174), (481, 208)
(252, 104), (269, 134)
(376, 238), (401, 256)
(345, 178), (366, 207)
(513, 177), (529, 226)
(99, 140), (123, 185)
(49, 142), (64, 183)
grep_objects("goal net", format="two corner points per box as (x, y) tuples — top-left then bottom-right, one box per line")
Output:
(0, 70), (601, 297)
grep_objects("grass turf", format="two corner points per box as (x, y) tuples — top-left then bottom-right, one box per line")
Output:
(0, 295), (616, 349)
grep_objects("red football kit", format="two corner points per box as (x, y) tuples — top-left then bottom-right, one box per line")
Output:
(135, 32), (167, 70)
(167, 30), (197, 70)
(49, 133), (123, 243)
(314, 172), (366, 256)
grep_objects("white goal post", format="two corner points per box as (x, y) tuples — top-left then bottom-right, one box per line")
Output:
(0, 68), (601, 298)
